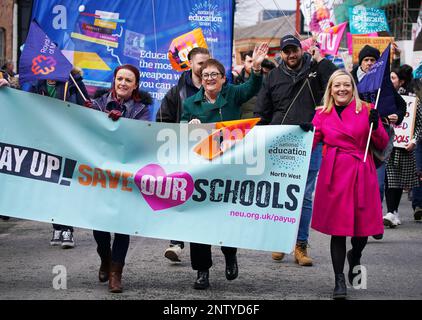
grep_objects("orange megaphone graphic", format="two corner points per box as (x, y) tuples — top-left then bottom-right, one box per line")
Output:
(193, 118), (260, 160)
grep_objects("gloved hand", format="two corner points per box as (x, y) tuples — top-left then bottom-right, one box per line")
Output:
(108, 110), (122, 121)
(369, 109), (379, 130)
(299, 122), (314, 132)
(83, 99), (93, 108)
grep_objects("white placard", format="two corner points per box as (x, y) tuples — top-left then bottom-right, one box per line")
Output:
(393, 96), (418, 148)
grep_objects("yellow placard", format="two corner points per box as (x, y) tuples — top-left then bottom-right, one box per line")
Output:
(352, 36), (394, 64)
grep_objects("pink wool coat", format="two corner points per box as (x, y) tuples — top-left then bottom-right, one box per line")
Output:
(311, 100), (389, 237)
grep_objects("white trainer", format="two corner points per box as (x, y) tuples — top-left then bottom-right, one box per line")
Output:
(50, 230), (62, 246)
(383, 212), (398, 228)
(164, 244), (182, 262)
(61, 230), (75, 249)
(394, 211), (401, 225)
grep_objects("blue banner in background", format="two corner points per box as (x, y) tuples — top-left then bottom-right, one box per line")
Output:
(31, 0), (234, 118)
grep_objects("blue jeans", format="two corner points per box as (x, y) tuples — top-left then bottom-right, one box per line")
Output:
(377, 163), (386, 203)
(412, 141), (422, 209)
(297, 143), (322, 244)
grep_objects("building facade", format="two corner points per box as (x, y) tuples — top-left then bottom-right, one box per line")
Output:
(0, 0), (32, 71)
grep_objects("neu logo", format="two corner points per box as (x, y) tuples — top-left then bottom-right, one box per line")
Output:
(31, 55), (56, 75)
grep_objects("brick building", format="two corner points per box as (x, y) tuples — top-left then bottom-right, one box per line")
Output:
(0, 0), (15, 67)
(0, 0), (32, 71)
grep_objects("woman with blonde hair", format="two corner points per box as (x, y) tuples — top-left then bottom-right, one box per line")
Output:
(311, 69), (389, 299)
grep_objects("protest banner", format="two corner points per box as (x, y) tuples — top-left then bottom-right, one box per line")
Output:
(31, 0), (234, 117)
(352, 36), (393, 64)
(0, 87), (313, 253)
(317, 22), (347, 56)
(393, 96), (418, 148)
(300, 0), (336, 33)
(349, 6), (390, 34)
(346, 32), (378, 55)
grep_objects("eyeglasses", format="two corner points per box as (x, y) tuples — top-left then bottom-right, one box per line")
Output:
(202, 72), (221, 80)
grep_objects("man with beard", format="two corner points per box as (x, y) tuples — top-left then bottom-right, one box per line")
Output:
(157, 47), (210, 123)
(156, 47), (210, 262)
(254, 34), (337, 266)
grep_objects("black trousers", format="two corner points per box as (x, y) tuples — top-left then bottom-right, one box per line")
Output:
(190, 242), (237, 271)
(385, 188), (403, 213)
(330, 236), (368, 274)
(52, 224), (73, 232)
(93, 230), (130, 265)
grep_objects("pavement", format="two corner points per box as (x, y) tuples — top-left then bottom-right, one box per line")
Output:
(0, 192), (421, 301)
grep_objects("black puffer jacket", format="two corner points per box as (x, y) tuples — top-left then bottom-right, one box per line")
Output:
(156, 71), (199, 123)
(254, 53), (337, 125)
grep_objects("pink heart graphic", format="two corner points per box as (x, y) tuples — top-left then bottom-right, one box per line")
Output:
(134, 164), (194, 211)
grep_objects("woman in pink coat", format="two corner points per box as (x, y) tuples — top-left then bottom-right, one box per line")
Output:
(311, 70), (389, 299)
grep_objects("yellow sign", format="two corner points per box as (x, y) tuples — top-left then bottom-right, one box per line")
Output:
(352, 36), (394, 64)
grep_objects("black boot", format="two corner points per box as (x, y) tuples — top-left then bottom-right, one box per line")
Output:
(225, 255), (238, 281)
(194, 270), (209, 290)
(97, 247), (112, 283)
(332, 273), (347, 300)
(347, 249), (361, 286)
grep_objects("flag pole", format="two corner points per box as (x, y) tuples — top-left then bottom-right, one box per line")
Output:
(63, 81), (68, 102)
(69, 73), (87, 102)
(363, 88), (382, 162)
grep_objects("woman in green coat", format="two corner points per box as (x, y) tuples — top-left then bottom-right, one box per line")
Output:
(182, 43), (268, 124)
(182, 43), (269, 290)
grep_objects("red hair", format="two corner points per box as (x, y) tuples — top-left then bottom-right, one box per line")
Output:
(111, 64), (142, 102)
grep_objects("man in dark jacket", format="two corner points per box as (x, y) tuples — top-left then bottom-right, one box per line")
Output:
(156, 47), (210, 123)
(156, 47), (210, 262)
(254, 35), (337, 266)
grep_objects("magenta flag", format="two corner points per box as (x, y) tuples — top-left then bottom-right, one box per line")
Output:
(317, 22), (348, 56)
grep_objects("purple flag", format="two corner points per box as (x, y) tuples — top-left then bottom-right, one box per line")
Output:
(19, 20), (73, 85)
(357, 44), (396, 117)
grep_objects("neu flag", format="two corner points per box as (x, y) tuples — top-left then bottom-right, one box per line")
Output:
(357, 44), (396, 117)
(19, 20), (72, 85)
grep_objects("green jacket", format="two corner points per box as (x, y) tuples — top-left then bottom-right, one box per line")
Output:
(181, 71), (262, 123)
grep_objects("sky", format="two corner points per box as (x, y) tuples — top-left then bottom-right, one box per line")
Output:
(235, 0), (297, 27)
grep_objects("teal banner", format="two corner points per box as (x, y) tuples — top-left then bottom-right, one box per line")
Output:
(349, 6), (390, 34)
(0, 88), (313, 253)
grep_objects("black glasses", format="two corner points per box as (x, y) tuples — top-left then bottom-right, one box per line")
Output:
(202, 72), (221, 80)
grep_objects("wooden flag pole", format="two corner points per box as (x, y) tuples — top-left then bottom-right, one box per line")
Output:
(63, 81), (69, 102)
(363, 88), (382, 162)
(69, 73), (87, 102)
